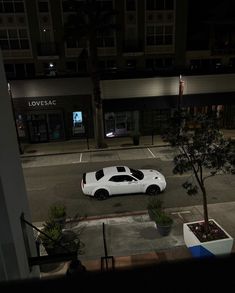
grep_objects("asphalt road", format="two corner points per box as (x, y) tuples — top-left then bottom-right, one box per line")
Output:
(22, 158), (235, 222)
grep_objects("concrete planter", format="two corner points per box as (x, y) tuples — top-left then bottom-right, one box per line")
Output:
(183, 219), (234, 258)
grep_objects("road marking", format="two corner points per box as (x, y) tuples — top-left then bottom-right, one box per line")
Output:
(80, 153), (83, 162)
(171, 210), (191, 220)
(27, 187), (46, 191)
(147, 148), (156, 158)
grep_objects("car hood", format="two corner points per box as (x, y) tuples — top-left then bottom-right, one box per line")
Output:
(140, 169), (165, 180)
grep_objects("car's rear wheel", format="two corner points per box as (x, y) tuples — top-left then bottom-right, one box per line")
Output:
(94, 189), (109, 200)
(146, 185), (160, 196)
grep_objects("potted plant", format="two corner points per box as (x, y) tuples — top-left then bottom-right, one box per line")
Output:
(39, 204), (84, 256)
(163, 110), (235, 257)
(48, 203), (66, 226)
(147, 198), (173, 236)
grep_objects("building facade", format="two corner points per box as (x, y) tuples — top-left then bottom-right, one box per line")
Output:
(1, 0), (235, 143)
(10, 74), (235, 143)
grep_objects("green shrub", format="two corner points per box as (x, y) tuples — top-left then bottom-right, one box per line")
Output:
(147, 198), (163, 211)
(152, 210), (173, 225)
(147, 198), (173, 225)
(39, 221), (62, 250)
(49, 203), (66, 220)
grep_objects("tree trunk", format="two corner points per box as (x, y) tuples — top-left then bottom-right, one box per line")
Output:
(89, 32), (107, 149)
(202, 185), (209, 234)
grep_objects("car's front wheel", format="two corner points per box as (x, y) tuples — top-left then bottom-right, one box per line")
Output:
(146, 185), (160, 196)
(94, 189), (109, 200)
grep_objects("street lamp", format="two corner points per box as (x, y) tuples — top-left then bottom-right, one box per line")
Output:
(7, 82), (23, 154)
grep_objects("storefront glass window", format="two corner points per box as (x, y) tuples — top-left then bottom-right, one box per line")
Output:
(48, 113), (64, 140)
(16, 114), (26, 138)
(72, 111), (85, 135)
(105, 111), (135, 137)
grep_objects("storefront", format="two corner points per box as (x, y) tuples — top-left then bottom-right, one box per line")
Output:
(12, 95), (93, 143)
(9, 74), (235, 144)
(10, 77), (93, 143)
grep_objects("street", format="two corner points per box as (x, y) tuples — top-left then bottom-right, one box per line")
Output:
(22, 153), (235, 222)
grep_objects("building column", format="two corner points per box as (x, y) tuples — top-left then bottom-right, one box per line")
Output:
(0, 50), (39, 281)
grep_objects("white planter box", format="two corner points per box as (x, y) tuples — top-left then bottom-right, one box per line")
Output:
(183, 219), (234, 257)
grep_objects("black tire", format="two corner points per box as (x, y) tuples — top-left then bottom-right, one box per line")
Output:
(146, 185), (160, 196)
(94, 189), (109, 200)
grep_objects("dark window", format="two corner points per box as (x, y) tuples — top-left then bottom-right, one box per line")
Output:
(146, 0), (155, 10)
(146, 59), (154, 68)
(4, 2), (14, 13)
(38, 1), (49, 13)
(4, 63), (14, 76)
(66, 61), (77, 72)
(95, 169), (104, 181)
(165, 0), (174, 10)
(156, 0), (164, 10)
(109, 175), (121, 182)
(14, 2), (24, 12)
(25, 63), (35, 77)
(146, 36), (154, 45)
(109, 175), (136, 182)
(123, 175), (137, 182)
(0, 40), (9, 49)
(15, 64), (26, 77)
(66, 39), (77, 48)
(10, 39), (20, 49)
(165, 35), (173, 45)
(117, 166), (126, 172)
(126, 0), (136, 11)
(130, 168), (144, 180)
(20, 39), (29, 49)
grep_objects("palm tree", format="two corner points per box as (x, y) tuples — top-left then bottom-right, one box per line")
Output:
(64, 0), (117, 148)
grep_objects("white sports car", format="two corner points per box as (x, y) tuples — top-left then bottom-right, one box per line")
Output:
(81, 166), (166, 200)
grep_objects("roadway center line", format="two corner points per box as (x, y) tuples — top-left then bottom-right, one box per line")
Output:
(147, 148), (156, 158)
(80, 153), (83, 162)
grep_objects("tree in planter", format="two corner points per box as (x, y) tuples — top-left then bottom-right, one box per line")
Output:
(64, 0), (118, 148)
(163, 110), (235, 240)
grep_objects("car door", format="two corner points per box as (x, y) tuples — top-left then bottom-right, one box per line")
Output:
(108, 175), (141, 195)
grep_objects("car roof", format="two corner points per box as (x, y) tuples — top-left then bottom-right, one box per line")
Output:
(102, 166), (130, 176)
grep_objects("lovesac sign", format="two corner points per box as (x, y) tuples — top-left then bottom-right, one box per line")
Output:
(28, 99), (57, 107)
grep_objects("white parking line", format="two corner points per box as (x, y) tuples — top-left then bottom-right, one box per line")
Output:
(147, 148), (156, 158)
(171, 210), (191, 220)
(80, 153), (83, 162)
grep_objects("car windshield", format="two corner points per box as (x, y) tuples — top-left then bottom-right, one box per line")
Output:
(130, 168), (144, 180)
(95, 169), (104, 181)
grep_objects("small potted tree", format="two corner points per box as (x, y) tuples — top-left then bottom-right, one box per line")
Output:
(39, 204), (84, 256)
(48, 203), (66, 226)
(163, 110), (235, 257)
(147, 198), (173, 236)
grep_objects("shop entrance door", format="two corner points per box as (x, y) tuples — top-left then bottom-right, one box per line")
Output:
(28, 114), (48, 143)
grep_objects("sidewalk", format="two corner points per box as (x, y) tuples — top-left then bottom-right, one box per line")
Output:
(21, 135), (168, 157)
(21, 128), (235, 157)
(39, 201), (235, 278)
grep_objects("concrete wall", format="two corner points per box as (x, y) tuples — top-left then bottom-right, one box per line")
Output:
(0, 50), (39, 281)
